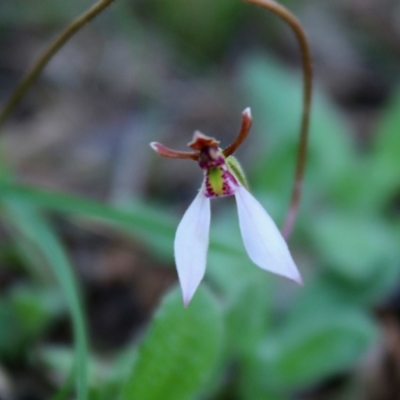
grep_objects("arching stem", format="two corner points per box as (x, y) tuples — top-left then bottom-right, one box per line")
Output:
(244, 0), (313, 240)
(0, 0), (116, 127)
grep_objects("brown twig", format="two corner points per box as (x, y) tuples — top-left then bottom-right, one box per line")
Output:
(244, 0), (313, 239)
(0, 0), (116, 127)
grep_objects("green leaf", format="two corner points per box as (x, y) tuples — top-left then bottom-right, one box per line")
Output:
(1, 200), (88, 400)
(37, 343), (138, 400)
(225, 277), (272, 357)
(290, 269), (400, 316)
(38, 346), (105, 390)
(0, 182), (244, 288)
(50, 369), (74, 400)
(332, 87), (400, 214)
(309, 212), (399, 282)
(99, 345), (138, 400)
(239, 54), (356, 198)
(10, 285), (65, 339)
(0, 182), (239, 261)
(121, 286), (223, 400)
(0, 181), (176, 258)
(0, 298), (22, 358)
(258, 307), (377, 389)
(362, 87), (400, 212)
(0, 285), (63, 357)
(144, 0), (243, 61)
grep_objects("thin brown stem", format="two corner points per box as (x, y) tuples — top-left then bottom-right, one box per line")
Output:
(0, 0), (116, 127)
(244, 0), (313, 239)
(223, 107), (253, 157)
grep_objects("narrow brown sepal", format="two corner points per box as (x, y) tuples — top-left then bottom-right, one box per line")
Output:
(223, 108), (253, 157)
(150, 142), (198, 160)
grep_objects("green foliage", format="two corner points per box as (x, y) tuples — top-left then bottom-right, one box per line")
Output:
(1, 198), (89, 400)
(140, 0), (243, 62)
(240, 54), (356, 200)
(258, 307), (377, 389)
(309, 212), (398, 282)
(0, 181), (177, 259)
(225, 277), (272, 357)
(353, 88), (400, 213)
(121, 286), (223, 400)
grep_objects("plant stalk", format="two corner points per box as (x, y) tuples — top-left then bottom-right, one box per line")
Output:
(244, 0), (313, 239)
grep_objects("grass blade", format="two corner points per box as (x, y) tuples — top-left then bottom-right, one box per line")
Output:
(1, 199), (88, 400)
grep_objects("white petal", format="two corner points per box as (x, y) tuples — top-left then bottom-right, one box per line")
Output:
(174, 190), (211, 306)
(235, 186), (302, 284)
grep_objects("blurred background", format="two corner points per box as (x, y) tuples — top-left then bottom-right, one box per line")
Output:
(0, 0), (400, 399)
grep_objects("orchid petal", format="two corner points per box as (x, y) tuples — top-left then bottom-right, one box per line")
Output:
(174, 190), (211, 306)
(235, 186), (302, 284)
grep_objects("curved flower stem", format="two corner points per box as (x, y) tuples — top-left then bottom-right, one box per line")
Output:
(244, 0), (313, 240)
(0, 0), (116, 127)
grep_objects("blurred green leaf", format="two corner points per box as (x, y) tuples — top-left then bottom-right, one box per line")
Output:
(39, 346), (80, 379)
(290, 271), (400, 325)
(0, 298), (22, 358)
(239, 54), (356, 199)
(0, 181), (176, 258)
(225, 277), (272, 357)
(309, 212), (399, 282)
(332, 87), (400, 214)
(258, 307), (377, 389)
(239, 355), (290, 400)
(39, 346), (103, 389)
(361, 87), (400, 212)
(10, 285), (65, 338)
(223, 276), (288, 400)
(98, 345), (138, 400)
(50, 370), (74, 400)
(38, 343), (138, 400)
(0, 286), (63, 358)
(7, 228), (57, 284)
(209, 232), (256, 295)
(142, 0), (243, 61)
(121, 286), (223, 400)
(0, 181), (244, 277)
(1, 200), (88, 400)
(0, 286), (66, 359)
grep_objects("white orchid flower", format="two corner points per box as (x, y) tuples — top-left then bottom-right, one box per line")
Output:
(150, 108), (302, 306)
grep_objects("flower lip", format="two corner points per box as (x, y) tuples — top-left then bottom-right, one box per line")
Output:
(187, 131), (225, 170)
